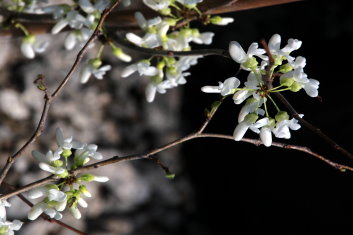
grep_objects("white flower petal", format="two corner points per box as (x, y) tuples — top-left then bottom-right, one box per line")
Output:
(70, 207), (82, 219)
(146, 84), (157, 103)
(80, 64), (92, 83)
(229, 41), (247, 63)
(48, 189), (67, 202)
(260, 126), (272, 147)
(93, 176), (109, 182)
(51, 19), (68, 34)
(233, 121), (250, 141)
(28, 202), (46, 220)
(78, 198), (88, 208)
(21, 42), (35, 59)
(28, 187), (47, 199)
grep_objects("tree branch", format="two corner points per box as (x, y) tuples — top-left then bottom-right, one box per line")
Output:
(274, 92), (353, 162)
(112, 33), (230, 58)
(0, 0), (124, 186)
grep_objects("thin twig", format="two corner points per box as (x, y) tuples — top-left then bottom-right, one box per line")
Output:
(112, 33), (230, 58)
(2, 182), (86, 235)
(274, 92), (353, 162)
(0, 0), (123, 186)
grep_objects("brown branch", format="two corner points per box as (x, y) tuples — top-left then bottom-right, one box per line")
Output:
(112, 33), (230, 58)
(204, 0), (303, 15)
(274, 92), (353, 162)
(260, 39), (275, 89)
(0, 0), (123, 186)
(1, 131), (352, 201)
(2, 182), (86, 235)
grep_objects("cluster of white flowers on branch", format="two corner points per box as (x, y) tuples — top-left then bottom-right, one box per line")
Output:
(121, 0), (233, 102)
(27, 128), (108, 221)
(202, 34), (319, 147)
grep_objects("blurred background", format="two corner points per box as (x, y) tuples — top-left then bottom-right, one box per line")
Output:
(1, 0), (353, 234)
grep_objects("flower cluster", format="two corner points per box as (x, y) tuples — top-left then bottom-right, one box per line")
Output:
(0, 199), (23, 235)
(27, 128), (108, 221)
(122, 0), (234, 102)
(202, 34), (319, 146)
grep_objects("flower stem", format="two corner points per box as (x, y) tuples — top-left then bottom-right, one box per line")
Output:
(268, 95), (280, 112)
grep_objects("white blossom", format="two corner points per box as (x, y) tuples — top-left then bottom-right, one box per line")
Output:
(80, 60), (112, 83)
(21, 35), (49, 59)
(201, 77), (240, 96)
(229, 41), (266, 69)
(121, 61), (158, 78)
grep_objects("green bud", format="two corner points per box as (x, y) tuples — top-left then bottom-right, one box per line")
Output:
(46, 200), (59, 206)
(52, 160), (63, 167)
(191, 28), (200, 37)
(79, 185), (88, 193)
(164, 57), (176, 66)
(167, 66), (177, 76)
(280, 77), (294, 87)
(0, 226), (9, 234)
(210, 16), (222, 24)
(79, 174), (95, 182)
(243, 57), (258, 69)
(268, 118), (276, 127)
(157, 60), (166, 70)
(245, 97), (258, 105)
(289, 81), (302, 92)
(57, 170), (69, 178)
(160, 34), (168, 43)
(275, 111), (289, 123)
(151, 75), (163, 84)
(23, 34), (35, 44)
(37, 84), (46, 91)
(165, 173), (175, 179)
(45, 184), (59, 190)
(90, 58), (102, 68)
(160, 7), (171, 15)
(180, 28), (192, 38)
(273, 56), (283, 66)
(164, 18), (178, 26)
(279, 63), (293, 73)
(112, 47), (123, 57)
(244, 113), (258, 123)
(147, 27), (157, 34)
(62, 149), (72, 158)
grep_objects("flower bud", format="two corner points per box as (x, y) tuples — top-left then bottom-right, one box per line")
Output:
(52, 160), (63, 167)
(280, 77), (294, 87)
(279, 63), (293, 73)
(90, 58), (102, 68)
(164, 18), (178, 26)
(62, 149), (72, 158)
(79, 174), (95, 182)
(112, 47), (132, 62)
(23, 34), (36, 44)
(289, 81), (302, 92)
(275, 111), (289, 123)
(160, 7), (171, 15)
(79, 185), (92, 197)
(243, 57), (258, 69)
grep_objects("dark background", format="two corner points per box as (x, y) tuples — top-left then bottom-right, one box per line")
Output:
(181, 1), (353, 234)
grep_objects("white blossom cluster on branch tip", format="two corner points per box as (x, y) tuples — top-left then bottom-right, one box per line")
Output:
(27, 128), (108, 221)
(122, 0), (234, 102)
(202, 34), (319, 147)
